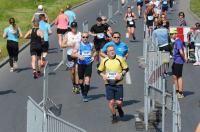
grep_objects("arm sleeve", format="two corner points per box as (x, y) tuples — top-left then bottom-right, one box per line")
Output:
(120, 57), (128, 70)
(98, 59), (105, 72)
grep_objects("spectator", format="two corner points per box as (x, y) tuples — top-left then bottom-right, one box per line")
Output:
(177, 12), (187, 26)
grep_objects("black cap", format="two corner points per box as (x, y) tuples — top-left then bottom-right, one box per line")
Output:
(96, 17), (102, 22)
(71, 22), (78, 28)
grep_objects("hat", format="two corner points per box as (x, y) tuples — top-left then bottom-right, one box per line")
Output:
(38, 5), (43, 10)
(71, 22), (78, 28)
(170, 28), (177, 34)
(96, 17), (102, 21)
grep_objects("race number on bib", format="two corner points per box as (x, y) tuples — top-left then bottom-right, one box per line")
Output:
(129, 21), (134, 25)
(82, 51), (91, 57)
(107, 72), (117, 80)
(148, 16), (154, 20)
(163, 1), (167, 4)
(97, 33), (105, 39)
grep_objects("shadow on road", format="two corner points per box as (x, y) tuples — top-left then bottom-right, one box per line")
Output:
(184, 91), (195, 97)
(120, 114), (135, 122)
(88, 94), (105, 101)
(123, 100), (140, 107)
(16, 67), (32, 73)
(0, 90), (16, 95)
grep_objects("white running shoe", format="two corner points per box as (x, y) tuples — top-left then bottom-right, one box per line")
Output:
(13, 62), (18, 69)
(193, 62), (199, 66)
(10, 67), (14, 72)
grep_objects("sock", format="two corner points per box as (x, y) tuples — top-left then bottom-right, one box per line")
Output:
(179, 91), (183, 95)
(80, 84), (85, 96)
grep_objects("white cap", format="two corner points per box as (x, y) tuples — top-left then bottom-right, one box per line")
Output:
(38, 5), (43, 10)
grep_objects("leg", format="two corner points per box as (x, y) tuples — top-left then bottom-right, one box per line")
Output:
(57, 34), (62, 48)
(177, 77), (183, 92)
(7, 42), (14, 68)
(172, 75), (179, 91)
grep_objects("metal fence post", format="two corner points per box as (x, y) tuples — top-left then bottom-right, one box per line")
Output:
(114, 0), (122, 15)
(162, 77), (166, 132)
(82, 20), (89, 32)
(53, 49), (67, 72)
(108, 3), (115, 24)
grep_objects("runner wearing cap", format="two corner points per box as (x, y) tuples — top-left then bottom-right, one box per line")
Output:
(31, 5), (49, 23)
(62, 22), (81, 94)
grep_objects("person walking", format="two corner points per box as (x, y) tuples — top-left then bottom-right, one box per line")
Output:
(170, 28), (187, 98)
(98, 45), (129, 123)
(24, 21), (44, 79)
(72, 32), (96, 102)
(39, 14), (52, 67)
(55, 8), (69, 49)
(3, 18), (22, 72)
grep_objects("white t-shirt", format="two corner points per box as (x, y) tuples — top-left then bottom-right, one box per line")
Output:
(65, 31), (81, 55)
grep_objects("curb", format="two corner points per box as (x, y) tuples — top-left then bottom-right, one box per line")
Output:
(0, 0), (92, 68)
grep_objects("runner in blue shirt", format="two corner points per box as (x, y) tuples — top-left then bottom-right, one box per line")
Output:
(39, 14), (52, 67)
(100, 32), (128, 59)
(64, 5), (76, 30)
(3, 18), (22, 72)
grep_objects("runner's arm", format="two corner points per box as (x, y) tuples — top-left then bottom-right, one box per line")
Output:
(61, 34), (68, 48)
(24, 29), (32, 39)
(71, 42), (80, 58)
(2, 29), (7, 39)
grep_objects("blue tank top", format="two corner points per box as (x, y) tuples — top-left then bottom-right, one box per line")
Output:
(78, 42), (92, 65)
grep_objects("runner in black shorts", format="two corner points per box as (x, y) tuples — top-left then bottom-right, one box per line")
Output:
(90, 17), (106, 62)
(144, 4), (155, 36)
(72, 32), (96, 102)
(136, 0), (143, 17)
(24, 21), (44, 79)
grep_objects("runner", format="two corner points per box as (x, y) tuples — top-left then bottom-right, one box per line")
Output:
(101, 16), (110, 29)
(39, 14), (52, 67)
(170, 28), (187, 99)
(136, 0), (143, 18)
(161, 0), (168, 15)
(100, 32), (128, 59)
(61, 22), (81, 94)
(150, 0), (161, 18)
(121, 0), (125, 6)
(144, 3), (156, 37)
(24, 21), (44, 79)
(124, 6), (137, 41)
(31, 5), (49, 23)
(72, 32), (96, 102)
(55, 8), (69, 49)
(64, 4), (76, 31)
(3, 18), (23, 72)
(90, 17), (106, 62)
(177, 12), (187, 26)
(98, 45), (129, 123)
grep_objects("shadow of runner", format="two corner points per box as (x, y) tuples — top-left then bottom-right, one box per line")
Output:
(16, 67), (32, 73)
(184, 91), (195, 97)
(88, 94), (105, 101)
(123, 100), (140, 107)
(120, 114), (135, 122)
(0, 90), (16, 95)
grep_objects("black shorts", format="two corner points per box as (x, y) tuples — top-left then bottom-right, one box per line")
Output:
(127, 21), (136, 28)
(137, 2), (143, 7)
(30, 46), (42, 57)
(57, 28), (68, 34)
(67, 55), (77, 68)
(162, 6), (168, 12)
(41, 41), (49, 52)
(146, 21), (154, 27)
(94, 40), (106, 51)
(172, 63), (183, 77)
(78, 63), (92, 80)
(105, 84), (123, 101)
(159, 44), (172, 55)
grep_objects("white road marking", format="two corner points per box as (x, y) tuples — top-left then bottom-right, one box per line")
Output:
(126, 71), (132, 84)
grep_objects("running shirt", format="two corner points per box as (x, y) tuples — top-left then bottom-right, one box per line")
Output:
(90, 24), (106, 40)
(4, 25), (21, 42)
(39, 20), (50, 41)
(126, 12), (135, 26)
(98, 55), (128, 85)
(55, 14), (69, 29)
(64, 10), (76, 27)
(101, 41), (128, 57)
(78, 41), (93, 65)
(65, 31), (81, 55)
(30, 28), (42, 47)
(137, 0), (143, 3)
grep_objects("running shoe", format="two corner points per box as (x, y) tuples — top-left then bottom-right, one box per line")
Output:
(33, 71), (37, 79)
(72, 87), (76, 93)
(10, 67), (14, 72)
(83, 97), (89, 102)
(111, 114), (118, 124)
(193, 62), (199, 66)
(13, 62), (18, 69)
(177, 93), (184, 99)
(75, 87), (80, 94)
(116, 106), (124, 117)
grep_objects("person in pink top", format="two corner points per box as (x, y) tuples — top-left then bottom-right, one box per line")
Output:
(55, 8), (69, 48)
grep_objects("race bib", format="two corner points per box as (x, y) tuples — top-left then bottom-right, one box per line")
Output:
(163, 1), (167, 4)
(97, 33), (105, 39)
(129, 21), (134, 25)
(148, 16), (154, 20)
(107, 71), (117, 80)
(67, 48), (73, 55)
(82, 51), (91, 57)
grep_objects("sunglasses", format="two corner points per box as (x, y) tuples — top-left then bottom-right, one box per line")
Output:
(82, 36), (88, 38)
(113, 37), (120, 39)
(102, 19), (107, 21)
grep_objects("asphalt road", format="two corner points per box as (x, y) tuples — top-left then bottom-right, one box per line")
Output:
(0, 0), (199, 132)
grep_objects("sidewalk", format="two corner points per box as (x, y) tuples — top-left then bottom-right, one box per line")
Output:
(177, 0), (200, 26)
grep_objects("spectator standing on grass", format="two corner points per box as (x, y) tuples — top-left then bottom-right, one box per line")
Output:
(64, 4), (76, 31)
(3, 18), (23, 72)
(170, 28), (187, 99)
(32, 5), (49, 23)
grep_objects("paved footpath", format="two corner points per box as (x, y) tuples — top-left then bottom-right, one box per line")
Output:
(0, 0), (199, 132)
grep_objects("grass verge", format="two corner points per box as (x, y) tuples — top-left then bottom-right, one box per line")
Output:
(190, 0), (200, 18)
(0, 0), (86, 61)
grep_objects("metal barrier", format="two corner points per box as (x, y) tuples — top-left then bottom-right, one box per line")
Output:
(82, 20), (89, 32)
(27, 62), (87, 132)
(53, 48), (67, 72)
(114, 0), (122, 15)
(141, 36), (181, 132)
(108, 3), (116, 24)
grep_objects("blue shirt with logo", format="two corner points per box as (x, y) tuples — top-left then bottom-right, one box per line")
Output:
(39, 20), (51, 41)
(64, 10), (76, 27)
(78, 42), (92, 65)
(101, 41), (128, 57)
(4, 25), (21, 42)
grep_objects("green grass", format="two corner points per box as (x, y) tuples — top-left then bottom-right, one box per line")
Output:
(0, 0), (86, 61)
(190, 0), (200, 18)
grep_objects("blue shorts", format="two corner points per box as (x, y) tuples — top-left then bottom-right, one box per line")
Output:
(105, 85), (123, 101)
